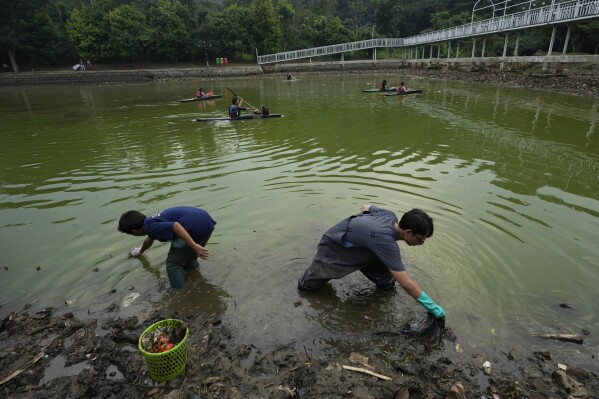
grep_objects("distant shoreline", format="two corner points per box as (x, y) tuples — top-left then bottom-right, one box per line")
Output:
(1, 62), (597, 97)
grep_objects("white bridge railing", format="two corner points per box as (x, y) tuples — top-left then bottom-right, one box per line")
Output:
(257, 0), (599, 64)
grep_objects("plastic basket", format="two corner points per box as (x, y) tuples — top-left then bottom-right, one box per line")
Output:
(138, 319), (189, 382)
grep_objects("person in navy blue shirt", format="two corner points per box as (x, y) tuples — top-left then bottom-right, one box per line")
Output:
(118, 207), (216, 289)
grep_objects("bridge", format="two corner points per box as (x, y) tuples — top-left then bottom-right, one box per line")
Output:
(257, 0), (599, 65)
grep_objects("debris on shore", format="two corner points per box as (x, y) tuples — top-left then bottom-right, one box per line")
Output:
(1, 306), (597, 398)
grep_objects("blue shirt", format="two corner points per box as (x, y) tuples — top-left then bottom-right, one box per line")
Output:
(144, 207), (216, 243)
(229, 104), (247, 118)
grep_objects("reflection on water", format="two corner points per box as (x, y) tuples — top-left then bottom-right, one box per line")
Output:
(0, 75), (598, 372)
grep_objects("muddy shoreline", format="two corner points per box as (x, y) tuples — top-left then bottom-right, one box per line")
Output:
(1, 301), (597, 398)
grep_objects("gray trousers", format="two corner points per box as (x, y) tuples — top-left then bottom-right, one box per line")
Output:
(166, 233), (211, 289)
(298, 235), (395, 290)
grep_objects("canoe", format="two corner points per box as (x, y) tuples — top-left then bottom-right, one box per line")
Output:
(384, 90), (423, 96)
(363, 87), (397, 92)
(194, 114), (283, 122)
(178, 94), (223, 103)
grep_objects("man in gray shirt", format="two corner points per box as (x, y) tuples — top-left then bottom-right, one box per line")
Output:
(298, 204), (445, 319)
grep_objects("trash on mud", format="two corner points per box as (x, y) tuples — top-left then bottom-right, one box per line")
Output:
(277, 385), (296, 397)
(349, 352), (374, 370)
(394, 387), (409, 399)
(341, 364), (392, 380)
(140, 323), (187, 353)
(400, 312), (444, 336)
(122, 292), (140, 308)
(482, 361), (492, 375)
(530, 332), (583, 344)
(552, 369), (589, 397)
(446, 381), (465, 399)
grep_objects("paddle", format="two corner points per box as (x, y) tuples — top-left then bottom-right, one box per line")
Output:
(226, 87), (256, 109)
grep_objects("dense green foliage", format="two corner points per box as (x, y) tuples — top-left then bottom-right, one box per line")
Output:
(0, 0), (597, 71)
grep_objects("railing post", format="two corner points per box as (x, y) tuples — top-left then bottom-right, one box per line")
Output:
(501, 33), (509, 71)
(482, 38), (486, 57)
(563, 24), (571, 54)
(514, 31), (520, 56)
(548, 25), (557, 55)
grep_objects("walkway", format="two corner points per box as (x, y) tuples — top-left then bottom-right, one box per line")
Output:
(257, 0), (599, 65)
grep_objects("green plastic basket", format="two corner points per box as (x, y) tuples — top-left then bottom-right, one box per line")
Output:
(138, 319), (189, 382)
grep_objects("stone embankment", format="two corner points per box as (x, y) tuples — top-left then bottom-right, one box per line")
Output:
(1, 59), (597, 96)
(0, 65), (263, 85)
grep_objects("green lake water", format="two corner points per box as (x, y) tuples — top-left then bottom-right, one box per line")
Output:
(1, 74), (598, 372)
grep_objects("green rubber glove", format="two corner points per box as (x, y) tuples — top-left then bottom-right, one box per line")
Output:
(417, 291), (445, 319)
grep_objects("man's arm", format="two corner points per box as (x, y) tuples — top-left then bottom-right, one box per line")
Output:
(391, 270), (422, 299)
(391, 270), (445, 318)
(173, 222), (209, 260)
(138, 237), (155, 255)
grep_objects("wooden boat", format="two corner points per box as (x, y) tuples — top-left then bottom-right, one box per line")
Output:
(178, 94), (223, 103)
(384, 90), (423, 96)
(363, 87), (397, 92)
(194, 114), (283, 122)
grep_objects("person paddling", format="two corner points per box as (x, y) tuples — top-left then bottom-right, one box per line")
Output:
(196, 88), (206, 98)
(380, 80), (388, 91)
(229, 97), (255, 118)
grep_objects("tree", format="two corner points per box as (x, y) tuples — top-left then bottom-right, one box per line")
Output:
(300, 15), (350, 47)
(250, 0), (282, 55)
(572, 21), (599, 54)
(24, 11), (73, 66)
(0, 0), (39, 72)
(275, 0), (297, 50)
(65, 1), (116, 61)
(146, 0), (195, 62)
(204, 4), (251, 60)
(107, 4), (150, 61)
(371, 0), (402, 37)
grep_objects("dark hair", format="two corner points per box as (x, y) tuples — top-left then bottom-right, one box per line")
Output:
(232, 97), (239, 105)
(399, 209), (433, 237)
(118, 210), (146, 234)
(400, 81), (405, 85)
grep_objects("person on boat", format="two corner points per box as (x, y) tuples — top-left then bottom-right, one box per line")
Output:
(397, 82), (407, 93)
(118, 206), (216, 289)
(287, 73), (294, 80)
(298, 204), (445, 320)
(380, 80), (388, 91)
(196, 88), (206, 98)
(229, 97), (254, 118)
